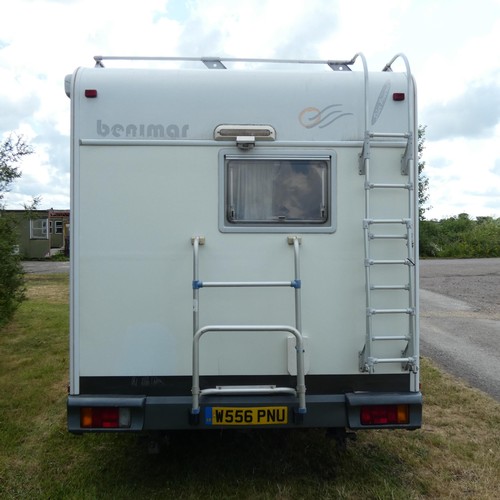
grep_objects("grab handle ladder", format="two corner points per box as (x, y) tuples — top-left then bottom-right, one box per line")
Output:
(191, 325), (306, 415)
(190, 236), (307, 416)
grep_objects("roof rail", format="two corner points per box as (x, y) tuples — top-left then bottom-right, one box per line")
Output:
(93, 54), (365, 72)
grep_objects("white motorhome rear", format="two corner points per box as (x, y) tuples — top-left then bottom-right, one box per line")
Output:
(66, 54), (422, 437)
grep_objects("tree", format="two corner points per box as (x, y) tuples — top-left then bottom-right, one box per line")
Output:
(0, 134), (34, 327)
(418, 125), (430, 220)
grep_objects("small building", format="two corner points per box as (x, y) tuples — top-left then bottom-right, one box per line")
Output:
(4, 209), (70, 259)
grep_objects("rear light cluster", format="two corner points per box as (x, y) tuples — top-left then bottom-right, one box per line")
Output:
(80, 407), (131, 429)
(360, 404), (409, 426)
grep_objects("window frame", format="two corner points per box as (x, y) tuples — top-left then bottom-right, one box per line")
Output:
(30, 218), (49, 240)
(218, 149), (337, 234)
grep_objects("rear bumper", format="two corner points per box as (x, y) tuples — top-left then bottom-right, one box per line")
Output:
(67, 391), (422, 432)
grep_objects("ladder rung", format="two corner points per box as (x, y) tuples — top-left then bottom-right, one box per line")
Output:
(366, 259), (409, 266)
(372, 335), (410, 341)
(196, 280), (299, 288)
(366, 183), (411, 190)
(369, 132), (410, 139)
(201, 386), (297, 397)
(364, 218), (411, 225)
(369, 233), (408, 240)
(370, 284), (409, 290)
(368, 308), (414, 315)
(370, 357), (414, 364)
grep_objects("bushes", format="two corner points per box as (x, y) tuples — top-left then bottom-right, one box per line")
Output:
(0, 214), (25, 327)
(0, 134), (33, 327)
(420, 214), (500, 258)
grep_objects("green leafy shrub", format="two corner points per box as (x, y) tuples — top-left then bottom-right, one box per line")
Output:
(0, 215), (25, 326)
(420, 214), (500, 258)
(0, 134), (33, 326)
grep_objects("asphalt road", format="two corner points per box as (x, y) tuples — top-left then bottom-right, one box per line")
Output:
(420, 258), (500, 401)
(22, 261), (70, 274)
(22, 258), (500, 400)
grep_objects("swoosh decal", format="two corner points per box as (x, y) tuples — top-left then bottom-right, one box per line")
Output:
(371, 80), (391, 125)
(299, 104), (353, 129)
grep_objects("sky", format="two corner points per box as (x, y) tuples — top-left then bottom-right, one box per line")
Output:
(1, 0), (499, 220)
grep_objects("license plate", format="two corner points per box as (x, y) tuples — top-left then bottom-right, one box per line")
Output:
(204, 406), (288, 426)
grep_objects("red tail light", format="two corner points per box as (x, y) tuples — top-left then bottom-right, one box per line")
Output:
(360, 404), (409, 425)
(80, 407), (130, 428)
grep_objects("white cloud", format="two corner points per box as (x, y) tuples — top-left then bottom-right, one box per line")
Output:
(1, 0), (500, 219)
(424, 79), (500, 140)
(425, 136), (500, 218)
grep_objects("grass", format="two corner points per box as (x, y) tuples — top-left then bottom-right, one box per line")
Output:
(1, 274), (499, 498)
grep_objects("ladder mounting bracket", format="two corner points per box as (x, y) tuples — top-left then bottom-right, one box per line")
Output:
(287, 235), (302, 245)
(358, 133), (371, 175)
(401, 131), (414, 175)
(191, 236), (206, 246)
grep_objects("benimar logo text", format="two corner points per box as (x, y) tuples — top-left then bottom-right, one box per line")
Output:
(97, 120), (189, 139)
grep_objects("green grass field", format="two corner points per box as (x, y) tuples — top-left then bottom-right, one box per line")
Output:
(1, 274), (499, 499)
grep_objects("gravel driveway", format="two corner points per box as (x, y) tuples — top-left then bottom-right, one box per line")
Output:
(420, 258), (500, 401)
(420, 258), (500, 316)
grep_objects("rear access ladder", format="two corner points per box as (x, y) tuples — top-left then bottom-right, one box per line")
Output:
(190, 236), (307, 419)
(358, 54), (418, 374)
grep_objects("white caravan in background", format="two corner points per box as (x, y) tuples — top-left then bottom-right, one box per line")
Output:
(65, 54), (422, 444)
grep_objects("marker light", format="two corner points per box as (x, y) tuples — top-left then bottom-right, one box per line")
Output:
(393, 92), (405, 101)
(360, 404), (409, 425)
(85, 89), (98, 98)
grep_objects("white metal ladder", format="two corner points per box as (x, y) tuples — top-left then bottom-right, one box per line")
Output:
(358, 54), (418, 374)
(190, 236), (307, 417)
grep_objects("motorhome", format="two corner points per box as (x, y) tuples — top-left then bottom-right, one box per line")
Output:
(66, 54), (422, 442)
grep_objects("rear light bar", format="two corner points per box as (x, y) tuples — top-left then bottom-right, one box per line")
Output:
(360, 404), (409, 426)
(80, 407), (131, 429)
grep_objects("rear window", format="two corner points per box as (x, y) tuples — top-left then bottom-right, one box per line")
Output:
(226, 158), (329, 225)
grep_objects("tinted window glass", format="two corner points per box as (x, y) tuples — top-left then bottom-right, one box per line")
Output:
(226, 158), (329, 225)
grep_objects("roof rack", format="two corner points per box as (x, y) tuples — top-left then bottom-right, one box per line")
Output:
(93, 54), (366, 71)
